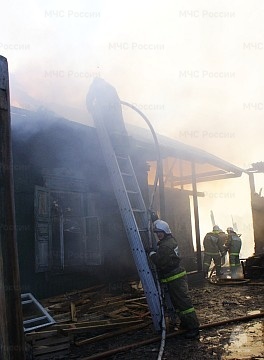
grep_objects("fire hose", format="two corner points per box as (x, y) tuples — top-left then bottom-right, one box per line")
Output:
(120, 101), (167, 359)
(81, 311), (264, 360)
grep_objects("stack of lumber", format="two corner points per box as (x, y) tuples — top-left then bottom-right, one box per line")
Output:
(25, 282), (151, 358)
(25, 330), (72, 360)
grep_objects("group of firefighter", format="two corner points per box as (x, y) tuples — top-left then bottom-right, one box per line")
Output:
(203, 225), (242, 280)
(148, 218), (242, 340)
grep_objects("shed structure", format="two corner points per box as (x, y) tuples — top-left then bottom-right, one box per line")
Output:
(11, 106), (243, 297)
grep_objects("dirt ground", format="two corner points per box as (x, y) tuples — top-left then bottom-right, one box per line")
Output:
(69, 275), (264, 360)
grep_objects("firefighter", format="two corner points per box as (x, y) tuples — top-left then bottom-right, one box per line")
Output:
(149, 220), (200, 339)
(225, 227), (242, 278)
(203, 225), (226, 279)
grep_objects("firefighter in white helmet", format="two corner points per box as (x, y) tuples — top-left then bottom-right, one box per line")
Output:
(149, 219), (200, 339)
(225, 227), (242, 278)
(203, 225), (227, 279)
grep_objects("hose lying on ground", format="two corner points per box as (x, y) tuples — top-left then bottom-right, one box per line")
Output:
(80, 311), (264, 360)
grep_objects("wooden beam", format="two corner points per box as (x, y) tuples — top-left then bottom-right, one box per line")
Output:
(80, 312), (264, 360)
(172, 171), (241, 186)
(75, 321), (151, 346)
(0, 55), (25, 359)
(191, 161), (202, 271)
(61, 319), (144, 334)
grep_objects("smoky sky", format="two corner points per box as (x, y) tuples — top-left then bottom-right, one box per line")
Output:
(2, 0), (264, 256)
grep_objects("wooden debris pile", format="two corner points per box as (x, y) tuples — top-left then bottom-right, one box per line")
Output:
(25, 282), (152, 359)
(25, 330), (72, 360)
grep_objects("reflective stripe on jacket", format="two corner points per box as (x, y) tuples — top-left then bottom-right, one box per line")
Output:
(160, 270), (187, 283)
(203, 231), (222, 253)
(179, 307), (196, 315)
(149, 235), (181, 275)
(227, 233), (242, 253)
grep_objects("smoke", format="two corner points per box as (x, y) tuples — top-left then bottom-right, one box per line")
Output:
(3, 0), (264, 257)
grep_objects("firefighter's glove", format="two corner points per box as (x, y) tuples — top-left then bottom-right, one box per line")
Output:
(149, 251), (156, 258)
(149, 210), (159, 222)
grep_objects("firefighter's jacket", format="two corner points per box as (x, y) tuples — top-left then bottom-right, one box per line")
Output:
(218, 231), (228, 252)
(149, 234), (200, 331)
(149, 235), (181, 278)
(203, 231), (225, 255)
(226, 232), (242, 255)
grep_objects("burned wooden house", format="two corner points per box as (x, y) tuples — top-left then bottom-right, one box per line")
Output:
(244, 162), (264, 278)
(11, 106), (244, 298)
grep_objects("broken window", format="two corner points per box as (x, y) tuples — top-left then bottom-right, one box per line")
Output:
(34, 186), (102, 272)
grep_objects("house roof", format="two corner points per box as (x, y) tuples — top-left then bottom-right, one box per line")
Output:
(10, 106), (243, 186)
(126, 123), (243, 185)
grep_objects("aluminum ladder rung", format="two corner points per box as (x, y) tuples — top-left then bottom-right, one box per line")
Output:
(116, 155), (128, 160)
(22, 300), (33, 305)
(132, 208), (145, 213)
(87, 86), (162, 331)
(21, 293), (56, 333)
(127, 190), (139, 194)
(121, 172), (133, 177)
(23, 316), (47, 325)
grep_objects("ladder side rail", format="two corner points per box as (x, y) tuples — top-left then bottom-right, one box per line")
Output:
(92, 110), (162, 330)
(120, 156), (149, 224)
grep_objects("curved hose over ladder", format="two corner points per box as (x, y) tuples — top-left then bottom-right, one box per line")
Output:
(121, 100), (167, 360)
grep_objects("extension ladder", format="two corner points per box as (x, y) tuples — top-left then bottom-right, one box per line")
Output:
(87, 87), (162, 330)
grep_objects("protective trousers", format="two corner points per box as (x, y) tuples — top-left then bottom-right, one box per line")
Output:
(164, 273), (200, 331)
(203, 252), (222, 276)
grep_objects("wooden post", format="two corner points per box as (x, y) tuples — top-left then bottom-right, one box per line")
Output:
(248, 172), (259, 254)
(0, 56), (25, 359)
(191, 161), (202, 271)
(248, 172), (255, 195)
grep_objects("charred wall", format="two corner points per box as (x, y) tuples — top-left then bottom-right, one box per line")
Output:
(150, 186), (196, 270)
(251, 193), (264, 254)
(11, 108), (139, 298)
(10, 107), (199, 299)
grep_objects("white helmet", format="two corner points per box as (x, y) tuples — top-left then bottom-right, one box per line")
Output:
(213, 225), (220, 231)
(153, 220), (172, 235)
